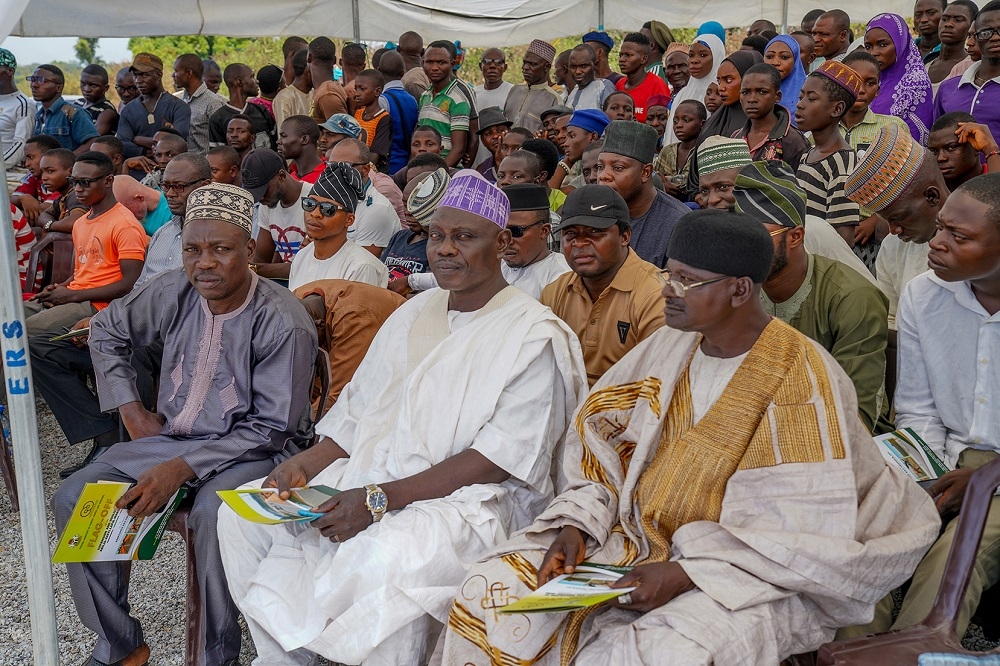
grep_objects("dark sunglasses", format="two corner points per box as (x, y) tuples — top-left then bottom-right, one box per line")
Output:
(508, 220), (547, 238)
(301, 197), (346, 217)
(69, 175), (109, 189)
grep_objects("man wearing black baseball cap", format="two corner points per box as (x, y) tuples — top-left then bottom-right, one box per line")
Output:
(500, 183), (570, 298)
(243, 147), (312, 280)
(540, 184), (665, 385)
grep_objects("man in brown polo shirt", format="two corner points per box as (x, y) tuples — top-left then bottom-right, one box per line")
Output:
(541, 184), (665, 385)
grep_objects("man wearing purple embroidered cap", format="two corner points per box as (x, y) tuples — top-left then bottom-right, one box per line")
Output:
(218, 169), (588, 665)
(504, 39), (562, 133)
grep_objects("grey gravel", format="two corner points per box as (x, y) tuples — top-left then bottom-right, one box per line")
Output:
(1, 398), (996, 663)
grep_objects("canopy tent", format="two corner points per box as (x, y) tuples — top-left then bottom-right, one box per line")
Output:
(4, 0), (917, 47)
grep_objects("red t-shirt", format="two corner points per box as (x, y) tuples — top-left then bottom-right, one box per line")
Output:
(616, 73), (671, 123)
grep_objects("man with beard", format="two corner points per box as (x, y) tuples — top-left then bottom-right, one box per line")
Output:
(541, 184), (664, 386)
(735, 161), (890, 431)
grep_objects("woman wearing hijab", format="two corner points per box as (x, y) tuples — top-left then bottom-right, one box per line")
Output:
(664, 33), (726, 144)
(765, 35), (808, 117)
(686, 50), (763, 196)
(865, 13), (934, 143)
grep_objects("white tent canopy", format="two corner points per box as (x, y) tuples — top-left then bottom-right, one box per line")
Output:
(3, 0), (916, 47)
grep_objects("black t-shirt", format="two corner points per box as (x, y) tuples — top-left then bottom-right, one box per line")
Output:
(208, 102), (276, 150)
(380, 229), (429, 281)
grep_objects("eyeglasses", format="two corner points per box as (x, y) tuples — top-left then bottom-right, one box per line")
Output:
(508, 220), (547, 238)
(480, 58), (506, 67)
(69, 175), (109, 189)
(26, 76), (57, 84)
(301, 197), (347, 217)
(975, 27), (1000, 40)
(656, 269), (730, 297)
(161, 179), (204, 193)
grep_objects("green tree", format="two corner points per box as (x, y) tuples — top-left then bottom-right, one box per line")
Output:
(74, 38), (100, 65)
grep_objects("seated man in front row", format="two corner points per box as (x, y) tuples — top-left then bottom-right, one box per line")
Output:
(53, 182), (318, 666)
(438, 210), (940, 666)
(218, 170), (588, 665)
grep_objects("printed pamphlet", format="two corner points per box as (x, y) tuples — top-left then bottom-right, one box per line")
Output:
(53, 481), (186, 563)
(875, 427), (950, 486)
(217, 485), (339, 524)
(499, 562), (635, 614)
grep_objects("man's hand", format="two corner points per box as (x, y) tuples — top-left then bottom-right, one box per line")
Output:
(310, 487), (373, 543)
(854, 215), (879, 245)
(34, 285), (79, 306)
(116, 457), (194, 517)
(608, 561), (696, 613)
(69, 316), (92, 349)
(19, 195), (42, 224)
(537, 526), (587, 585)
(956, 122), (1000, 154)
(119, 402), (166, 440)
(263, 457), (312, 500)
(124, 156), (157, 174)
(928, 468), (976, 515)
(387, 277), (412, 296)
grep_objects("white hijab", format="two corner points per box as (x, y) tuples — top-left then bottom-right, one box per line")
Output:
(664, 34), (727, 145)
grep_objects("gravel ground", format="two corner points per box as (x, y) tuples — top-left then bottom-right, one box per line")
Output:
(1, 398), (996, 663)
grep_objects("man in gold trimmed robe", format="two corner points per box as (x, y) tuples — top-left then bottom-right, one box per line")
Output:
(436, 209), (940, 666)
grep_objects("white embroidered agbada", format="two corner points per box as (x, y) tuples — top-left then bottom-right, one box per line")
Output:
(437, 319), (940, 666)
(218, 286), (588, 665)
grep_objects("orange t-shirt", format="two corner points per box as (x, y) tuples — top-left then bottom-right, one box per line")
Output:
(69, 202), (147, 310)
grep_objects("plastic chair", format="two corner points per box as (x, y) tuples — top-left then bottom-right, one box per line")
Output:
(817, 457), (1000, 665)
(165, 347), (332, 665)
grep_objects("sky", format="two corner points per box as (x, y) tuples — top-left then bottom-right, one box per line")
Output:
(0, 37), (133, 66)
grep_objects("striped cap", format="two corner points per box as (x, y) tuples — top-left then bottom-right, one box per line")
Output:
(698, 136), (752, 176)
(733, 161), (807, 228)
(812, 60), (864, 103)
(845, 124), (925, 212)
(185, 183), (254, 235)
(407, 168), (450, 226)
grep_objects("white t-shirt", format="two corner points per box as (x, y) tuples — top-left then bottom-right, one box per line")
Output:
(347, 184), (398, 250)
(0, 91), (35, 167)
(259, 182), (312, 262)
(502, 252), (571, 299)
(288, 238), (390, 290)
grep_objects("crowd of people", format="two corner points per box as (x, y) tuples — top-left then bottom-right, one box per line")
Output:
(1, 4), (1000, 663)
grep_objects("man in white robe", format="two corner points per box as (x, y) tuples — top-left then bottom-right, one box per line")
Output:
(437, 210), (940, 666)
(218, 170), (588, 665)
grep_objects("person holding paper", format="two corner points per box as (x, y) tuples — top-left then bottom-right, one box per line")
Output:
(438, 210), (940, 666)
(52, 182), (317, 666)
(217, 170), (588, 666)
(841, 172), (1000, 640)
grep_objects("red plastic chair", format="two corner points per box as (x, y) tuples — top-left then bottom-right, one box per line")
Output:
(817, 457), (1000, 664)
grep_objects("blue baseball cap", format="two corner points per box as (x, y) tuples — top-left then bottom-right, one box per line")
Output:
(583, 31), (614, 51)
(568, 109), (610, 136)
(319, 113), (362, 139)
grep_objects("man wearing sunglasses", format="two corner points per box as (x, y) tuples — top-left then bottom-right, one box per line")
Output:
(24, 151), (146, 338)
(540, 184), (665, 386)
(933, 0), (1000, 144)
(29, 63), (99, 153)
(500, 183), (570, 298)
(733, 161), (889, 432)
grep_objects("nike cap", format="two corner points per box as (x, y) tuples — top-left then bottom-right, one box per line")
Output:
(556, 184), (630, 231)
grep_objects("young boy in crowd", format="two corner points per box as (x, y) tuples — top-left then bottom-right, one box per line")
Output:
(36, 149), (87, 234)
(353, 69), (392, 173)
(733, 63), (809, 167)
(655, 99), (706, 199)
(794, 61), (863, 248)
(644, 93), (671, 151)
(704, 82), (723, 113)
(602, 91), (635, 121)
(409, 125), (443, 159)
(12, 134), (62, 224)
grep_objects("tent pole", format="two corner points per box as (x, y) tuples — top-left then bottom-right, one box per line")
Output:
(598, 0), (604, 30)
(352, 0), (361, 43)
(0, 143), (59, 663)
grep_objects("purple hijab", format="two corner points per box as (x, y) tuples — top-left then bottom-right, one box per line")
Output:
(866, 12), (933, 143)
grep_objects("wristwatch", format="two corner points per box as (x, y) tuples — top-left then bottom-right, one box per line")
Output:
(364, 484), (388, 522)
